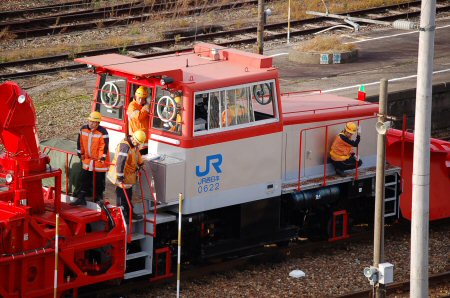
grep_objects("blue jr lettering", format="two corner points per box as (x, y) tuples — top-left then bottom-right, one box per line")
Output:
(196, 154), (223, 177)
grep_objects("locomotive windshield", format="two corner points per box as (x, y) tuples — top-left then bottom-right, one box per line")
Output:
(193, 80), (278, 135)
(95, 74), (127, 120)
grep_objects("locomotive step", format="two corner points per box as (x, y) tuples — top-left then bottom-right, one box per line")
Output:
(131, 233), (145, 241)
(126, 251), (150, 260)
(124, 269), (152, 280)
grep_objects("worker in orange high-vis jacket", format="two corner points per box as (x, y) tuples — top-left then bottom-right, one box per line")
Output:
(127, 86), (150, 155)
(329, 122), (362, 177)
(107, 130), (146, 222)
(71, 111), (109, 206)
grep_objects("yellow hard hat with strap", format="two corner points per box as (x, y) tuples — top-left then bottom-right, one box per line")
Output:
(135, 86), (148, 98)
(132, 130), (146, 145)
(345, 122), (358, 134)
(88, 111), (102, 122)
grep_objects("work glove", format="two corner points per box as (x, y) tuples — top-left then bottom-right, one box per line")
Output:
(143, 104), (150, 113)
(357, 126), (362, 135)
(77, 153), (81, 159)
(99, 156), (106, 162)
(117, 176), (125, 183)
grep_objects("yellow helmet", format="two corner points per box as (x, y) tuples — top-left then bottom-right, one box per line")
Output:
(345, 122), (358, 134)
(88, 111), (102, 122)
(135, 86), (148, 98)
(132, 130), (147, 145)
(174, 95), (182, 105)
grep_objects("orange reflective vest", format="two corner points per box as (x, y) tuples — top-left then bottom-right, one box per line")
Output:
(127, 100), (150, 135)
(107, 138), (143, 189)
(330, 133), (353, 161)
(77, 125), (109, 172)
(221, 105), (247, 127)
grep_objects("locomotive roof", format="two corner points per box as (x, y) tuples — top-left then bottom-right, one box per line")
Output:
(75, 43), (275, 85)
(281, 93), (379, 124)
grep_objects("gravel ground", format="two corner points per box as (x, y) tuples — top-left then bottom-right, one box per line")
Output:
(122, 223), (449, 298)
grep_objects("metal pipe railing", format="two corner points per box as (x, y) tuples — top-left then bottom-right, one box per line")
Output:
(297, 116), (376, 191)
(121, 183), (133, 243)
(283, 102), (376, 115)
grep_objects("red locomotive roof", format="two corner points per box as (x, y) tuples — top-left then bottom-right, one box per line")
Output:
(281, 92), (379, 125)
(75, 43), (274, 85)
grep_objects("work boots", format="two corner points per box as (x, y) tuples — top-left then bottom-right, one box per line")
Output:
(70, 192), (87, 206)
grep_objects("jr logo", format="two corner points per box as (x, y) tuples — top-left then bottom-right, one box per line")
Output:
(196, 154), (223, 177)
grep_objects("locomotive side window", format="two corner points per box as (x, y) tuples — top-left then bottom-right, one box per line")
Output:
(152, 87), (182, 135)
(95, 74), (127, 120)
(193, 80), (277, 135)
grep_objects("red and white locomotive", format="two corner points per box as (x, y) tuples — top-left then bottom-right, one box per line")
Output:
(0, 43), (449, 297)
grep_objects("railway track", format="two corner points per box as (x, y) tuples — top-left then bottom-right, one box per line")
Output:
(77, 222), (450, 297)
(0, 0), (93, 20)
(1, 0), (449, 80)
(78, 228), (377, 298)
(0, 0), (257, 39)
(338, 271), (450, 298)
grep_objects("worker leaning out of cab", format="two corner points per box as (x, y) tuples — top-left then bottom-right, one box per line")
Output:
(329, 122), (362, 177)
(127, 86), (150, 154)
(72, 111), (109, 206)
(107, 130), (146, 222)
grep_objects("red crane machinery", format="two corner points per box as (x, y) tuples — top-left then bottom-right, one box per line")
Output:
(0, 82), (126, 298)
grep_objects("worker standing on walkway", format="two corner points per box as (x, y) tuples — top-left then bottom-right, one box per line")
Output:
(72, 111), (109, 206)
(329, 122), (362, 176)
(107, 130), (146, 221)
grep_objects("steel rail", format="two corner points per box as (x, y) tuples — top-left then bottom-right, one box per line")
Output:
(337, 271), (450, 298)
(0, 0), (92, 19)
(2, 0), (259, 39)
(0, 1), (145, 31)
(1, 2), (449, 80)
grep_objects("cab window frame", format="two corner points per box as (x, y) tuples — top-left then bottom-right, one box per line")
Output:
(193, 79), (279, 136)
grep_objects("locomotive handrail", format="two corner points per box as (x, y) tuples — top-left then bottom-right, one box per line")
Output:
(139, 167), (158, 238)
(281, 90), (322, 96)
(297, 116), (376, 191)
(283, 102), (376, 115)
(121, 182), (133, 243)
(42, 146), (76, 195)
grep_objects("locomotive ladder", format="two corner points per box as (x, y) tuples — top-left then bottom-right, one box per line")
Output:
(383, 173), (399, 219)
(124, 167), (176, 280)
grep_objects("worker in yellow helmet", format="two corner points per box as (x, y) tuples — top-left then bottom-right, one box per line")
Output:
(107, 130), (146, 221)
(329, 122), (362, 177)
(127, 86), (150, 139)
(72, 111), (109, 206)
(168, 93), (183, 133)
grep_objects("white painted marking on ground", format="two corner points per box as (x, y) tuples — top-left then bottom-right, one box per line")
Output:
(270, 53), (289, 57)
(322, 68), (450, 93)
(345, 24), (450, 44)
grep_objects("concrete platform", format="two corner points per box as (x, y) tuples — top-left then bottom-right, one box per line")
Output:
(266, 16), (450, 99)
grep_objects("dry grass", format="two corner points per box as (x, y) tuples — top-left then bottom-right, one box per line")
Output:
(0, 0), (414, 62)
(270, 0), (412, 22)
(0, 28), (17, 41)
(295, 35), (356, 52)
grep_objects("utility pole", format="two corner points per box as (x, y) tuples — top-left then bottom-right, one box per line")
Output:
(410, 0), (436, 296)
(257, 0), (264, 54)
(373, 78), (388, 298)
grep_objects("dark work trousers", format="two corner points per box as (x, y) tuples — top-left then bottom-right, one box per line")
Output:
(116, 186), (134, 220)
(80, 169), (106, 199)
(331, 155), (363, 171)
